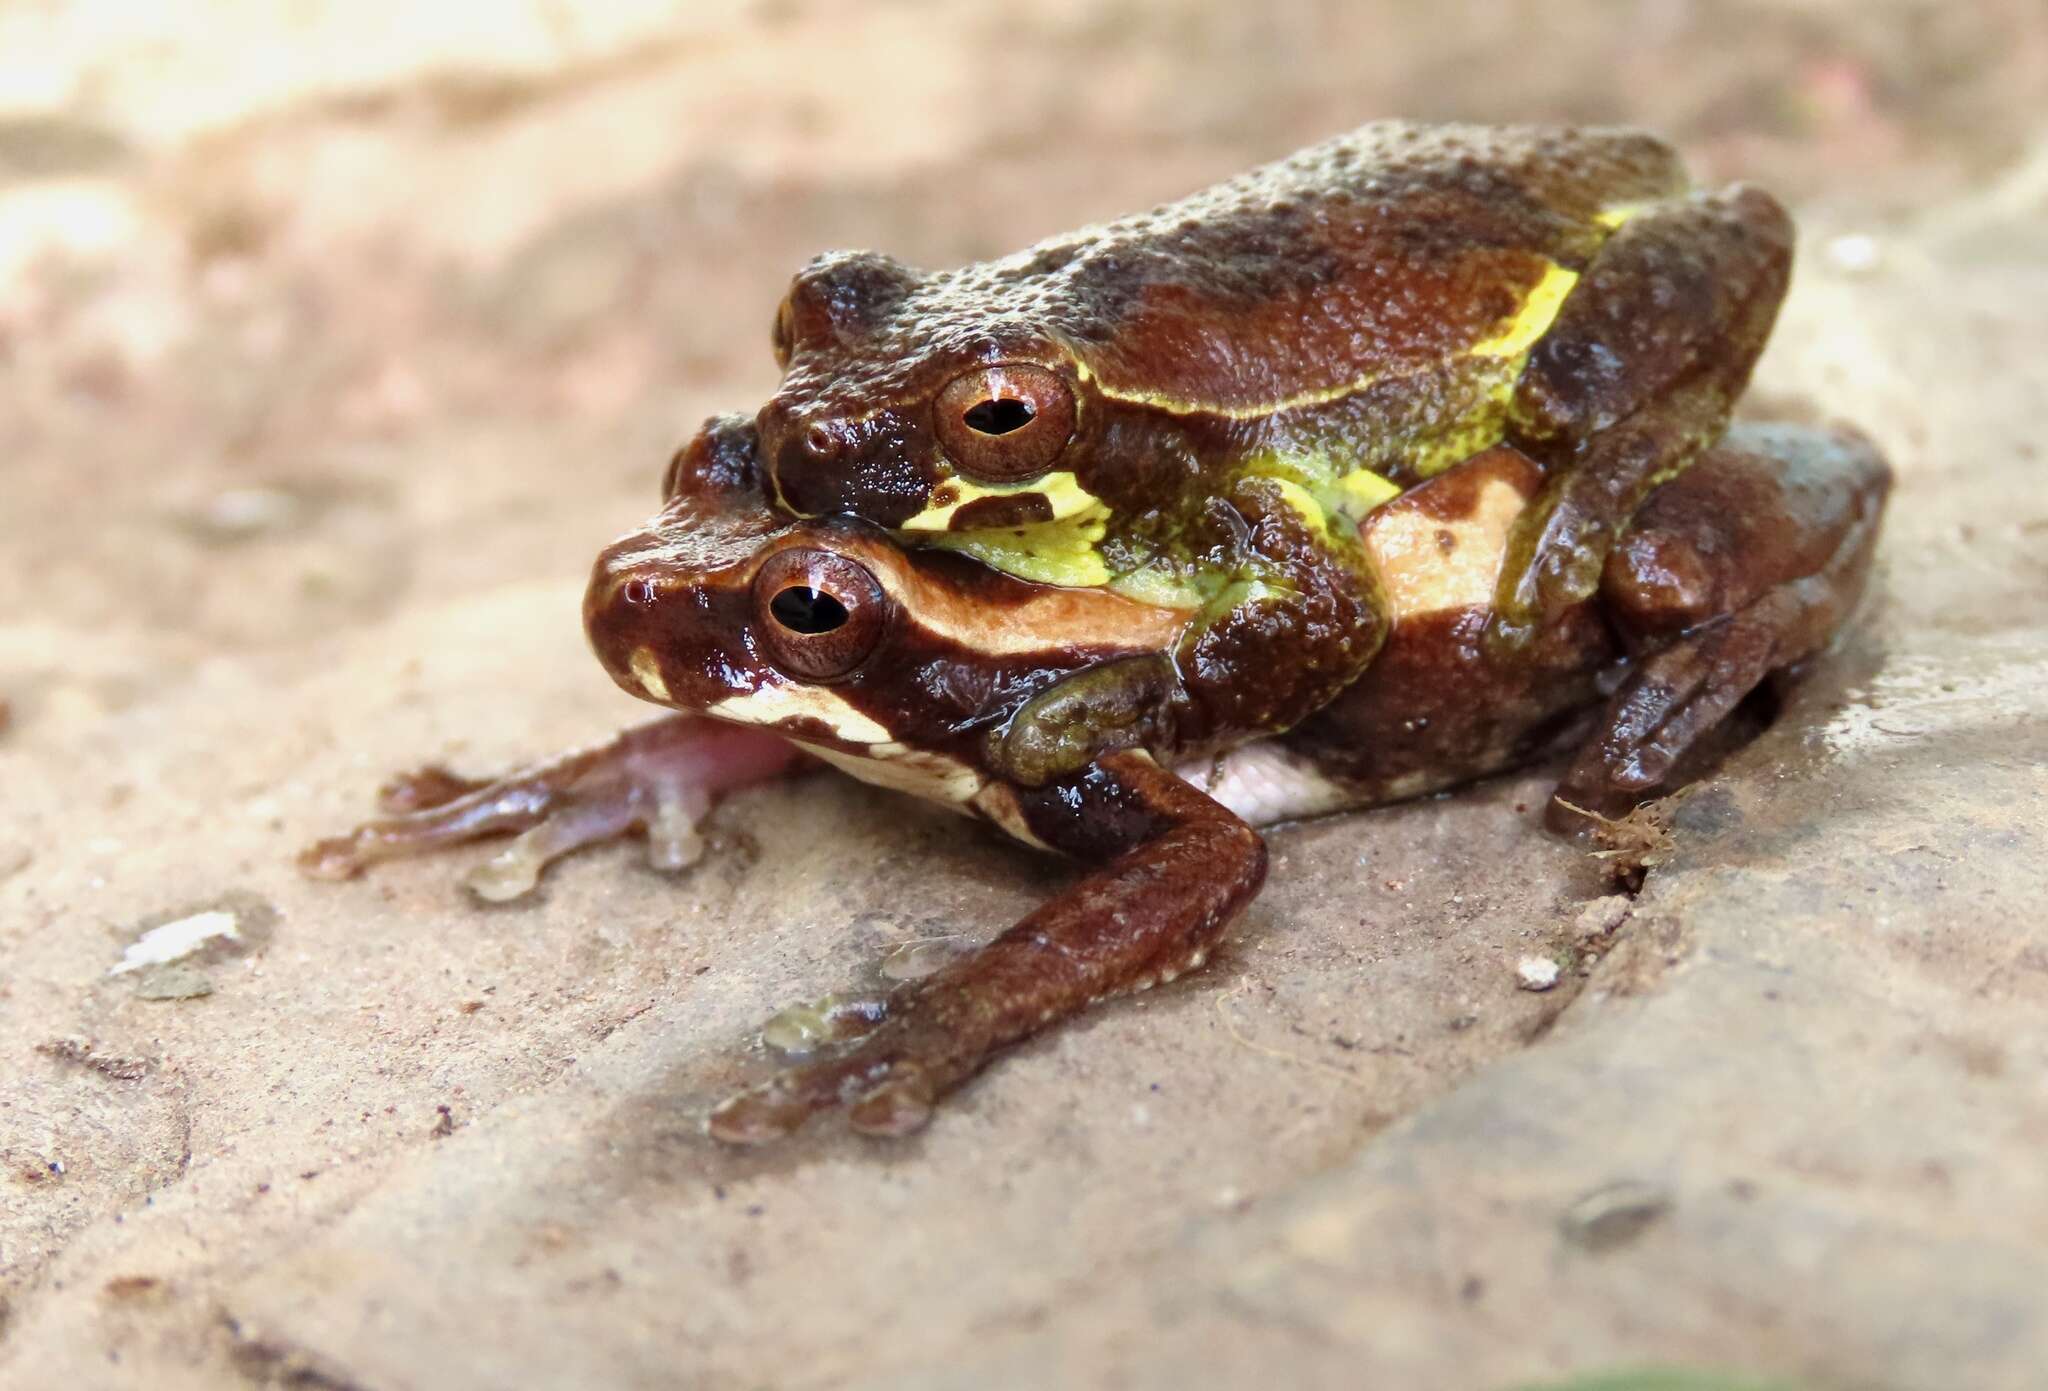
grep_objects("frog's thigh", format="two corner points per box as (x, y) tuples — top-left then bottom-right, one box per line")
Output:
(1492, 187), (1794, 644)
(1549, 423), (1892, 828)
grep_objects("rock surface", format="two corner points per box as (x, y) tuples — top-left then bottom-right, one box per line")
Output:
(3, 3), (2045, 1388)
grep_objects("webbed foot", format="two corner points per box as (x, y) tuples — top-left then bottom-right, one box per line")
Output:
(299, 715), (799, 900)
(1548, 422), (1890, 830)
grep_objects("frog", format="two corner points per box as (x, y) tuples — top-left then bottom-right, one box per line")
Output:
(303, 397), (1889, 1143)
(755, 120), (1798, 740)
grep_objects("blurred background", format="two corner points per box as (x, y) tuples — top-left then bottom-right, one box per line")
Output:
(4, 5), (2048, 1388)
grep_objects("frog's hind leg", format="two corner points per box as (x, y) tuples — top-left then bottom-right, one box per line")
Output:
(1489, 185), (1794, 652)
(1548, 422), (1891, 830)
(298, 715), (800, 900)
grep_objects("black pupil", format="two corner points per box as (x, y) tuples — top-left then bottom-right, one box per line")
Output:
(770, 586), (849, 635)
(962, 397), (1035, 436)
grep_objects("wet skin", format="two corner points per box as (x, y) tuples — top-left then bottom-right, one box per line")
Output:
(302, 123), (1889, 1144)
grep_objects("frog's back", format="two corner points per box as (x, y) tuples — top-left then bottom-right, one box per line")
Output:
(931, 122), (1690, 416)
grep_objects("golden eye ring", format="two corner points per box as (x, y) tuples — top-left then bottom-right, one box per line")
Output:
(752, 548), (891, 682)
(934, 363), (1075, 484)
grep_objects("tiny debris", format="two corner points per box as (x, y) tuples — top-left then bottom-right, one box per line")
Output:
(184, 485), (303, 542)
(37, 1036), (152, 1080)
(1560, 1179), (1673, 1252)
(110, 909), (240, 975)
(1572, 894), (1633, 941)
(1516, 955), (1562, 992)
(1824, 231), (1883, 275)
(101, 1275), (166, 1302)
(1556, 792), (1686, 890)
(112, 892), (278, 999)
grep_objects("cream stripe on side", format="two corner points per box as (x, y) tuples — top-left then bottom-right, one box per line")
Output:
(711, 684), (893, 745)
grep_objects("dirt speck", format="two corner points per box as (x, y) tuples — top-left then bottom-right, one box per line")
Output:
(1559, 1180), (1674, 1252)
(37, 1037), (154, 1080)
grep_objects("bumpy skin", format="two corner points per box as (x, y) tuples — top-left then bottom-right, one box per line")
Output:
(754, 121), (1790, 727)
(300, 126), (1884, 1146)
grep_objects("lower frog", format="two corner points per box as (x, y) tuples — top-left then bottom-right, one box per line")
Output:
(303, 411), (1888, 1143)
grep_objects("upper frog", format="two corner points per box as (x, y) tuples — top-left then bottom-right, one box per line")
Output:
(754, 121), (1789, 664)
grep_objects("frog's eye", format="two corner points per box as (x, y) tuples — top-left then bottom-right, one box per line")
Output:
(935, 364), (1075, 484)
(771, 297), (796, 370)
(753, 549), (890, 683)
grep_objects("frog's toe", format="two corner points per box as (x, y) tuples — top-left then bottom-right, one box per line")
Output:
(755, 992), (889, 1058)
(297, 715), (799, 897)
(845, 1067), (936, 1138)
(374, 765), (488, 814)
(705, 1048), (900, 1146)
(462, 794), (646, 902)
(1486, 507), (1611, 657)
(708, 1009), (964, 1145)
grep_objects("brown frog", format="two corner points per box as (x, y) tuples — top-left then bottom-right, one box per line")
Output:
(302, 124), (1888, 1144)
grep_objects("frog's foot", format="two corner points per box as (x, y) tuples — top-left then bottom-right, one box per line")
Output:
(1490, 186), (1794, 656)
(298, 715), (800, 901)
(1548, 422), (1890, 830)
(707, 751), (1268, 1144)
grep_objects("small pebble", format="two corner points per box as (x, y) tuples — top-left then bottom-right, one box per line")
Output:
(1560, 1180), (1672, 1251)
(1516, 955), (1561, 992)
(1573, 895), (1632, 941)
(1824, 232), (1883, 275)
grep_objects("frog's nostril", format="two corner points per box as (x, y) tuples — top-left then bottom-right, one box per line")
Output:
(803, 422), (841, 460)
(622, 578), (657, 607)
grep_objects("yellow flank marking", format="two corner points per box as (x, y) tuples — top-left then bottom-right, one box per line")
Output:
(1242, 448), (1401, 533)
(922, 506), (1112, 587)
(1595, 203), (1648, 229)
(1468, 261), (1580, 358)
(1072, 256), (1578, 418)
(898, 470), (1101, 532)
(1332, 467), (1400, 515)
(710, 684), (893, 745)
(1072, 358), (1383, 421)
(1407, 373), (1518, 478)
(629, 648), (671, 702)
(1267, 478), (1329, 536)
(1105, 563), (1214, 610)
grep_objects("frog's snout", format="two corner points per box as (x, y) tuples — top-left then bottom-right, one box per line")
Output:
(584, 536), (744, 711)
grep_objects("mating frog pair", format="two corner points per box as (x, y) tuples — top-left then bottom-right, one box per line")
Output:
(304, 123), (1889, 1144)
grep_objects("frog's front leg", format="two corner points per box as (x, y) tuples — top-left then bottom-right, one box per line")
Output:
(707, 750), (1266, 1144)
(299, 716), (800, 900)
(1489, 186), (1794, 653)
(1550, 422), (1891, 827)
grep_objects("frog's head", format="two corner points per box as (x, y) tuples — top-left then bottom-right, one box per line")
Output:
(586, 414), (1192, 807)
(753, 248), (1151, 554)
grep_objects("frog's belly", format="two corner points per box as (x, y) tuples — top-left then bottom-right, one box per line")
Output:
(1173, 741), (1391, 826)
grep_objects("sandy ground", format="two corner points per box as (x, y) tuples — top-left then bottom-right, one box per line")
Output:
(3, 3), (2046, 1388)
